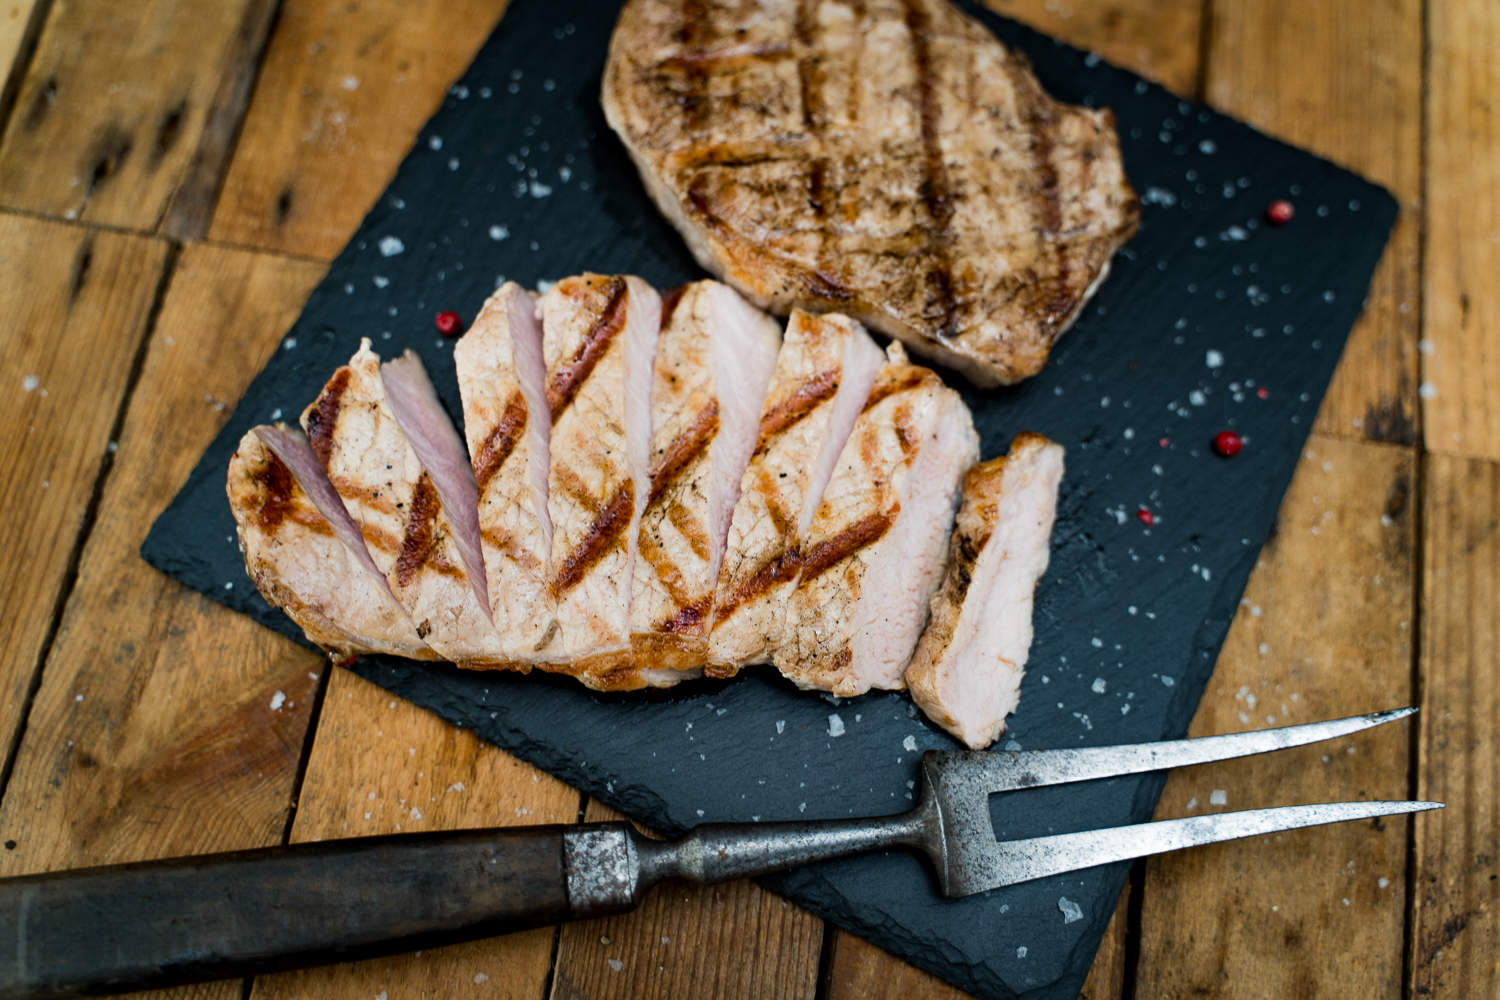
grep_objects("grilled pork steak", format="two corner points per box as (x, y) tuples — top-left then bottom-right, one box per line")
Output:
(303, 340), (503, 662)
(906, 432), (1064, 747)
(775, 342), (978, 695)
(631, 281), (781, 667)
(602, 0), (1139, 386)
(541, 274), (661, 664)
(227, 425), (435, 661)
(454, 283), (557, 660)
(706, 308), (885, 672)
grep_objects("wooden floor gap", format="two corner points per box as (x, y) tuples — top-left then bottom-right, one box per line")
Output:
(1193, 0), (1215, 102)
(812, 914), (839, 1000)
(1120, 858), (1147, 1000)
(539, 923), (564, 1000)
(0, 0), (56, 140)
(274, 660), (336, 848)
(0, 239), (182, 806)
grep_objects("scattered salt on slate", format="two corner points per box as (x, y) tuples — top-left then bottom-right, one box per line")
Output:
(141, 1), (1396, 997)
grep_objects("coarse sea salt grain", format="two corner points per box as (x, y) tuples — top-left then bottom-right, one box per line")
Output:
(269, 691), (286, 711)
(377, 236), (404, 257)
(1206, 349), (1224, 368)
(902, 735), (918, 752)
(827, 714), (845, 738)
(1058, 897), (1084, 923)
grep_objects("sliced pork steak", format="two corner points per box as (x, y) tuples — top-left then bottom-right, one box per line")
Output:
(541, 274), (661, 665)
(775, 342), (978, 695)
(227, 424), (434, 661)
(706, 309), (885, 673)
(302, 339), (503, 663)
(602, 0), (1139, 386)
(631, 280), (781, 668)
(906, 432), (1064, 748)
(454, 283), (557, 660)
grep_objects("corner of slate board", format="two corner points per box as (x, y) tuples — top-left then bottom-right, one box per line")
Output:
(141, 1), (1398, 998)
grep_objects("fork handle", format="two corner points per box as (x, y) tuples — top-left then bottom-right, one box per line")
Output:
(0, 827), (582, 999)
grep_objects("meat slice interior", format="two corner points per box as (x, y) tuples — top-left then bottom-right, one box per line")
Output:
(227, 425), (433, 660)
(905, 433), (1065, 748)
(630, 281), (780, 667)
(303, 338), (502, 663)
(706, 309), (884, 671)
(453, 283), (556, 658)
(541, 274), (661, 661)
(775, 343), (978, 695)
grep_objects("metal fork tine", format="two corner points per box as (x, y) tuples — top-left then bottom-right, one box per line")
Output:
(936, 707), (1415, 794)
(952, 800), (1443, 897)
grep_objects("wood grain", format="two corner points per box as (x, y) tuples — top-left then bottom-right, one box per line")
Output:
(983, 0), (1203, 96)
(1422, 0), (1500, 460)
(821, 884), (1129, 1000)
(1410, 453), (1499, 996)
(208, 0), (510, 260)
(548, 800), (822, 1000)
(0, 214), (167, 776)
(1205, 0), (1423, 446)
(0, 0), (278, 232)
(249, 666), (579, 1000)
(0, 244), (324, 999)
(1134, 435), (1416, 998)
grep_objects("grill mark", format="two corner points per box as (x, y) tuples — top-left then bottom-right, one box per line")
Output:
(306, 367), (351, 467)
(395, 474), (441, 588)
(554, 482), (633, 597)
(665, 502), (712, 563)
(553, 462), (604, 515)
(638, 526), (697, 609)
(1001, 53), (1071, 327)
(649, 399), (719, 506)
(671, 145), (799, 170)
(862, 368), (931, 413)
(757, 368), (839, 447)
(847, 0), (866, 125)
(902, 0), (958, 337)
(659, 593), (712, 634)
(800, 509), (895, 584)
(714, 547), (802, 622)
(659, 284), (688, 330)
(546, 277), (628, 419)
(254, 452), (296, 531)
(473, 391), (527, 491)
(806, 158), (828, 220)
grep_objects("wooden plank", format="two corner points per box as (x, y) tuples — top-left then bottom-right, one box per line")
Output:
(549, 801), (822, 1000)
(0, 0), (278, 233)
(208, 0), (510, 260)
(0, 214), (168, 776)
(822, 884), (1129, 1000)
(1422, 0), (1500, 460)
(250, 667), (578, 1000)
(1204, 0), (1423, 445)
(1133, 435), (1415, 998)
(981, 0), (1202, 96)
(1410, 453), (1499, 996)
(0, 244), (324, 1000)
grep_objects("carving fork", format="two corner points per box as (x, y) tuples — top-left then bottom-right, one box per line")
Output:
(0, 709), (1438, 997)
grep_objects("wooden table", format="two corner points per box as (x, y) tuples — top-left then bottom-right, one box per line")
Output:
(0, 0), (1492, 996)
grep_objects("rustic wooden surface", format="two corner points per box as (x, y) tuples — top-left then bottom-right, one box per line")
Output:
(0, 1), (1490, 998)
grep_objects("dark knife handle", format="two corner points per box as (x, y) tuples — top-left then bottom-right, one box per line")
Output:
(0, 826), (582, 998)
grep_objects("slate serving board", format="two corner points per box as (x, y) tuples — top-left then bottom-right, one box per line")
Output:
(143, 2), (1396, 997)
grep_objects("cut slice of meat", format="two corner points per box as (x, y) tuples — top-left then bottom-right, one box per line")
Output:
(542, 274), (661, 661)
(302, 338), (503, 663)
(454, 283), (557, 659)
(775, 342), (979, 695)
(906, 432), (1065, 748)
(706, 309), (885, 672)
(601, 0), (1138, 386)
(227, 424), (434, 661)
(630, 281), (781, 667)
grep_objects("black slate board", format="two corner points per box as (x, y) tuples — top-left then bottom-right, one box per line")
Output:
(143, 2), (1396, 997)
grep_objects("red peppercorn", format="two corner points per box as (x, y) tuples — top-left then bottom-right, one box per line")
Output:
(435, 310), (463, 336)
(1212, 430), (1244, 457)
(1266, 199), (1295, 226)
(1137, 507), (1155, 526)
(1158, 436), (1171, 448)
(1256, 386), (1270, 400)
